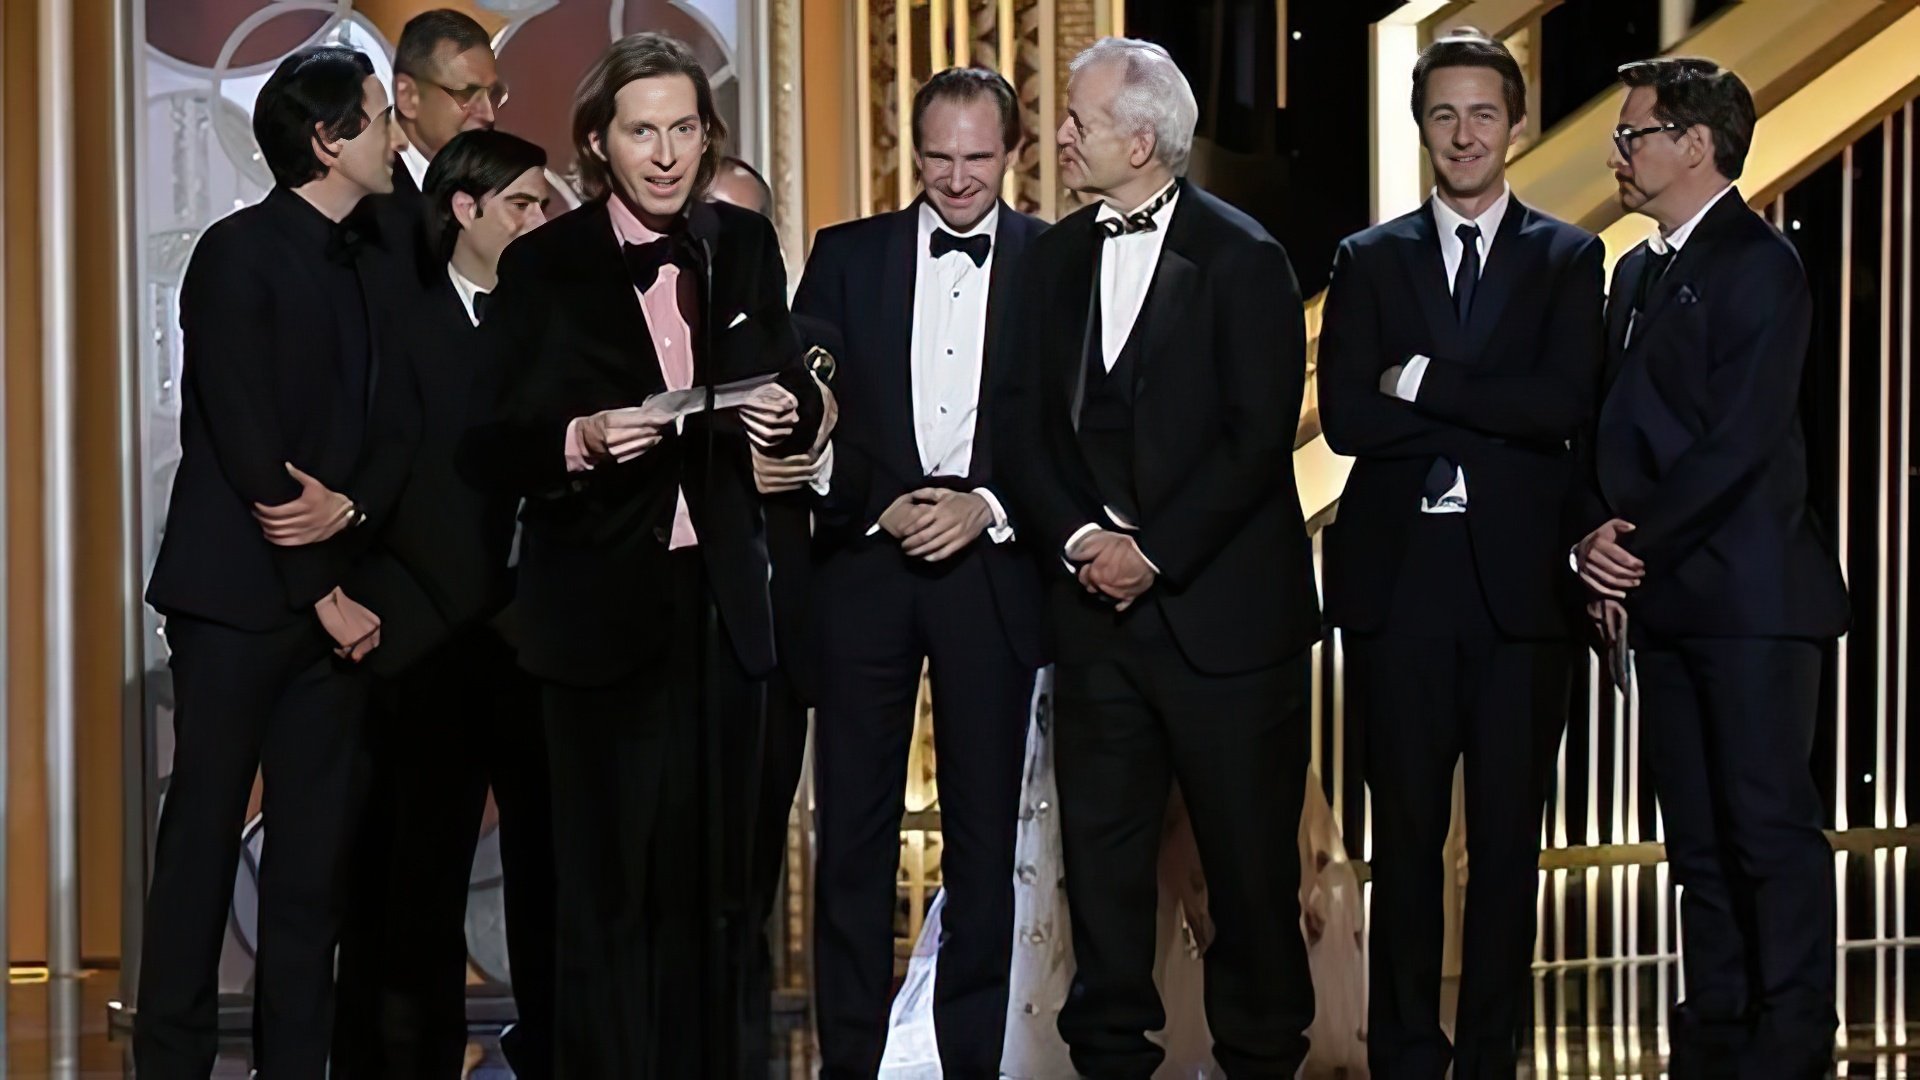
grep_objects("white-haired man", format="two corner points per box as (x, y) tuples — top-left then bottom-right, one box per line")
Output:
(994, 36), (1318, 1079)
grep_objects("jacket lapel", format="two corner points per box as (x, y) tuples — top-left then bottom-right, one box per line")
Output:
(582, 201), (667, 397)
(1459, 199), (1530, 358)
(1133, 200), (1199, 393)
(973, 205), (1029, 480)
(1625, 187), (1746, 357)
(1602, 245), (1643, 390)
(877, 203), (924, 476)
(1397, 204), (1464, 361)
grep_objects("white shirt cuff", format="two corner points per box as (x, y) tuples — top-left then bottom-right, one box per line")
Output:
(1064, 522), (1103, 571)
(808, 441), (835, 497)
(1394, 354), (1431, 403)
(975, 487), (1014, 543)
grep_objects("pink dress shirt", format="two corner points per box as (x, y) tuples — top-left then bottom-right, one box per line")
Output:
(566, 197), (700, 549)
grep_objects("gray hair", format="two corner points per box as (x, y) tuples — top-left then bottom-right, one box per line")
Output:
(1069, 37), (1199, 175)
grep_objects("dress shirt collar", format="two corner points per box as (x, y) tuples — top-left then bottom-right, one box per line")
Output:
(1648, 182), (1735, 255)
(918, 198), (1000, 246)
(400, 143), (431, 190)
(608, 192), (670, 247)
(447, 262), (487, 327)
(265, 185), (344, 253)
(1095, 178), (1180, 232)
(1429, 182), (1511, 246)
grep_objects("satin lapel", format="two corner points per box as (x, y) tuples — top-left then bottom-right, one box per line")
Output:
(583, 202), (667, 398)
(1602, 246), (1643, 391)
(878, 204), (924, 477)
(1063, 213), (1101, 413)
(1397, 204), (1463, 361)
(1459, 199), (1530, 358)
(974, 206), (1028, 480)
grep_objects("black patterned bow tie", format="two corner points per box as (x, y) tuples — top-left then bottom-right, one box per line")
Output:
(472, 290), (491, 323)
(621, 236), (693, 293)
(930, 229), (991, 266)
(1096, 185), (1178, 239)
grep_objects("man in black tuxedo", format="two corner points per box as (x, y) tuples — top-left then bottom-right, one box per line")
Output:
(1317, 31), (1605, 1080)
(1575, 58), (1848, 1080)
(471, 33), (827, 1077)
(994, 38), (1318, 1079)
(332, 129), (556, 1080)
(137, 46), (415, 1080)
(792, 67), (1046, 1080)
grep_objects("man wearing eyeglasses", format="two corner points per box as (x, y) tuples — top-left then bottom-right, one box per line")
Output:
(1575, 58), (1848, 1080)
(391, 10), (504, 203)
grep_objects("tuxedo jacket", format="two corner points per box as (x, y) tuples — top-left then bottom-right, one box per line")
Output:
(348, 265), (519, 674)
(1318, 196), (1605, 638)
(472, 196), (822, 686)
(991, 180), (1320, 675)
(147, 187), (419, 633)
(792, 198), (1048, 668)
(1574, 188), (1848, 639)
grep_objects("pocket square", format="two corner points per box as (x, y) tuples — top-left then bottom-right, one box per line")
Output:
(1677, 285), (1699, 305)
(727, 312), (749, 329)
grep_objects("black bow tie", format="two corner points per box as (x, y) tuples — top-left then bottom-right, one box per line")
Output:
(325, 221), (369, 265)
(930, 229), (991, 267)
(1096, 185), (1178, 239)
(621, 236), (693, 293)
(471, 290), (491, 323)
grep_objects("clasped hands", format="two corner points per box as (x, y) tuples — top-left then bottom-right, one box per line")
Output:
(1068, 529), (1156, 611)
(1576, 517), (1644, 661)
(249, 462), (380, 661)
(878, 489), (994, 562)
(751, 374), (838, 495)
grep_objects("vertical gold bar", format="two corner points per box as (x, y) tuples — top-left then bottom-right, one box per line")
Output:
(1000, 0), (1017, 204)
(1900, 103), (1915, 1064)
(897, 0), (915, 208)
(1878, 117), (1894, 835)
(1095, 0), (1113, 37)
(1332, 629), (1345, 833)
(1039, 0), (1058, 219)
(857, 0), (875, 215)
(952, 0), (970, 67)
(1838, 144), (1854, 836)
(931, 0), (949, 74)
(1112, 0), (1124, 38)
(1276, 0), (1288, 109)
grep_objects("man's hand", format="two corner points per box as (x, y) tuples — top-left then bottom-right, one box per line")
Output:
(741, 384), (800, 448)
(1379, 364), (1405, 396)
(314, 587), (381, 662)
(575, 410), (666, 466)
(254, 463), (355, 547)
(1587, 597), (1630, 692)
(878, 490), (937, 540)
(900, 489), (994, 562)
(808, 373), (838, 459)
(1074, 530), (1157, 610)
(751, 446), (824, 494)
(1576, 518), (1645, 598)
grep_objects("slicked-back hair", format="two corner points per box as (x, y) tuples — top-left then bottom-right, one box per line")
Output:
(912, 66), (1022, 153)
(393, 9), (491, 80)
(571, 33), (728, 202)
(424, 129), (547, 263)
(253, 46), (377, 189)
(1617, 57), (1755, 180)
(1411, 28), (1526, 125)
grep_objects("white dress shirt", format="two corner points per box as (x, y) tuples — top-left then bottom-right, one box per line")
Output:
(1063, 180), (1182, 567)
(400, 143), (431, 191)
(1390, 183), (1512, 514)
(448, 263), (486, 327)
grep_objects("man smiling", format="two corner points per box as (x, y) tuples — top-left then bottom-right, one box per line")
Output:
(470, 32), (828, 1076)
(791, 67), (1047, 1080)
(1318, 28), (1605, 1080)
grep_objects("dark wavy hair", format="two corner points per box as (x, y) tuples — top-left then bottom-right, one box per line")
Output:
(423, 129), (548, 263)
(1411, 28), (1526, 125)
(1617, 57), (1755, 180)
(571, 33), (727, 201)
(253, 46), (377, 188)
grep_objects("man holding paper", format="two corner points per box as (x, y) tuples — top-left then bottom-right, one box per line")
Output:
(470, 33), (828, 1076)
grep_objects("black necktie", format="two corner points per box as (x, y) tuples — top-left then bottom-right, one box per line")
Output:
(471, 290), (491, 324)
(1452, 222), (1481, 324)
(1422, 222), (1483, 506)
(930, 229), (991, 267)
(1632, 246), (1676, 316)
(1097, 184), (1179, 238)
(621, 236), (687, 293)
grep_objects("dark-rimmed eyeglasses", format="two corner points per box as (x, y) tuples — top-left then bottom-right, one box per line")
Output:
(421, 76), (509, 114)
(1613, 121), (1685, 159)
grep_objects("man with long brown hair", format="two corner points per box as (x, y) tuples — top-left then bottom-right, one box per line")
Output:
(469, 32), (829, 1076)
